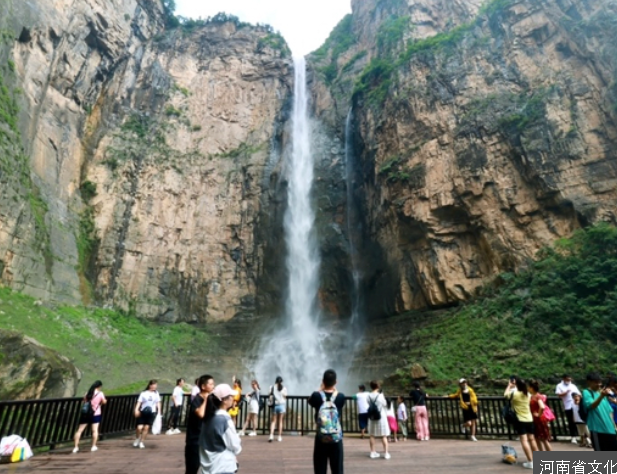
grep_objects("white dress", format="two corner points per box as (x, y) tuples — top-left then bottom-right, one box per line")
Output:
(367, 393), (390, 437)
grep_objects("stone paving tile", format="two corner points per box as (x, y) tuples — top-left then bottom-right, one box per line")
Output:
(6, 432), (590, 473)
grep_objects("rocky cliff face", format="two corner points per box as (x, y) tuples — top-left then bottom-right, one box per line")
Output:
(309, 0), (617, 317)
(0, 329), (81, 399)
(0, 1), (293, 322)
(2, 0), (617, 344)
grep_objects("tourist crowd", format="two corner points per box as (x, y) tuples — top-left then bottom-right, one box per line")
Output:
(70, 371), (617, 474)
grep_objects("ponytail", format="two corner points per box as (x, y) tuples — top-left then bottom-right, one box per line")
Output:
(86, 380), (103, 401)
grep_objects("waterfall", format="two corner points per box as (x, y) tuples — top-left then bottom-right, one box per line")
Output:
(255, 57), (327, 393)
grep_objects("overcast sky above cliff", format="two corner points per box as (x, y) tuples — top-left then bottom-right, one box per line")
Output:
(175, 0), (352, 56)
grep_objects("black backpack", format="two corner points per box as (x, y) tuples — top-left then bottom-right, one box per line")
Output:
(501, 397), (518, 425)
(367, 395), (381, 421)
(81, 400), (95, 417)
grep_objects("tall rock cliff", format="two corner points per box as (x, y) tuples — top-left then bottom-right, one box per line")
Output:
(308, 0), (617, 318)
(3, 0), (617, 335)
(0, 1), (292, 322)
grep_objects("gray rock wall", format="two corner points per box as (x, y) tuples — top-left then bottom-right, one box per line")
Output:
(0, 329), (81, 399)
(0, 1), (294, 323)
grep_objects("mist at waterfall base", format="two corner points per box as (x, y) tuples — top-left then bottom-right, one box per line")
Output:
(254, 58), (362, 394)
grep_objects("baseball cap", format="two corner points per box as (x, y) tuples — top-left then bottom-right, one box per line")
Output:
(459, 378), (467, 384)
(212, 383), (238, 400)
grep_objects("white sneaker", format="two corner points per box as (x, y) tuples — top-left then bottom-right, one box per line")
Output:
(523, 462), (533, 469)
(460, 424), (467, 434)
(369, 452), (380, 458)
(249, 431), (257, 436)
(277, 436), (282, 442)
(268, 434), (273, 442)
(72, 447), (79, 454)
(91, 446), (98, 452)
(173, 428), (181, 434)
(139, 442), (145, 449)
(384, 452), (391, 460)
(165, 429), (174, 435)
(571, 437), (579, 444)
(133, 439), (140, 447)
(239, 431), (245, 436)
(471, 436), (478, 442)
(424, 437), (430, 441)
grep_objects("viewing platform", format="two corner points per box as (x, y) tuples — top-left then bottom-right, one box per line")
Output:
(7, 431), (589, 474)
(1, 393), (590, 472)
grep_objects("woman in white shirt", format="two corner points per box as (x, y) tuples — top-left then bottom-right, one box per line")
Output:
(133, 379), (161, 449)
(367, 380), (390, 459)
(268, 376), (287, 442)
(240, 379), (261, 436)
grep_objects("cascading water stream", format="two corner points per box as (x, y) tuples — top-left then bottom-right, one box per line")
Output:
(255, 57), (328, 393)
(344, 109), (362, 326)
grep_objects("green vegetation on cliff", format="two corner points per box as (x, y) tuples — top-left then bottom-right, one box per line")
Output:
(0, 285), (216, 394)
(397, 223), (617, 384)
(0, 50), (54, 276)
(457, 86), (555, 137)
(351, 0), (517, 110)
(161, 3), (291, 58)
(313, 15), (356, 84)
(376, 15), (410, 53)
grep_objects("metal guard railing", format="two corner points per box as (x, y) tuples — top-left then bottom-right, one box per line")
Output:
(0, 394), (572, 450)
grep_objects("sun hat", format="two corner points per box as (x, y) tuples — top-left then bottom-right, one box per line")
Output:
(212, 383), (238, 401)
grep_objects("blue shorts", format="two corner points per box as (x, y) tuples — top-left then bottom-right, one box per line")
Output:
(274, 404), (286, 414)
(79, 414), (102, 425)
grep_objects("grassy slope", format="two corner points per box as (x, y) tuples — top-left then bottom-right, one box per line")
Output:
(3, 224), (616, 395)
(396, 223), (617, 386)
(0, 287), (217, 394)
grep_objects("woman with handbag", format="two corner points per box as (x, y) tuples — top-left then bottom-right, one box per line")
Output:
(133, 379), (161, 449)
(367, 380), (390, 459)
(240, 379), (260, 436)
(409, 382), (430, 441)
(528, 379), (553, 451)
(72, 380), (107, 453)
(505, 377), (539, 469)
(268, 376), (287, 442)
(448, 378), (478, 441)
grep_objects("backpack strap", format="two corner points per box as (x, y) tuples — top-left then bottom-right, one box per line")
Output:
(320, 390), (338, 403)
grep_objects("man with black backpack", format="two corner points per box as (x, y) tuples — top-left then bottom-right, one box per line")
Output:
(308, 369), (346, 474)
